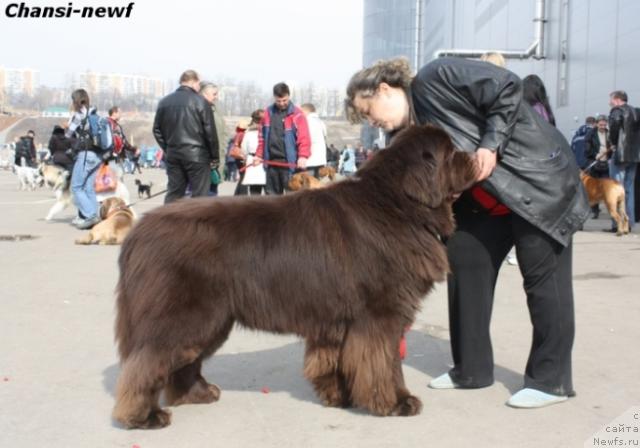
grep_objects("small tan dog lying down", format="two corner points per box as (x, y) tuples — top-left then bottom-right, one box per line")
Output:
(288, 166), (337, 191)
(75, 197), (135, 245)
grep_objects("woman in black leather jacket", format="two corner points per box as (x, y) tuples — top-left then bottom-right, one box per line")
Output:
(47, 125), (74, 173)
(346, 57), (589, 409)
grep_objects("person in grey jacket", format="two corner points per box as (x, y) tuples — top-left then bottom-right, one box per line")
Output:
(153, 70), (219, 203)
(346, 57), (589, 409)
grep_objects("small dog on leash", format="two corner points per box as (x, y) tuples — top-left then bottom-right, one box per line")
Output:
(288, 166), (338, 191)
(134, 179), (153, 198)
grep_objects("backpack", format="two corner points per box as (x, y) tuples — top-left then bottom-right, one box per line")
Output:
(75, 109), (114, 159)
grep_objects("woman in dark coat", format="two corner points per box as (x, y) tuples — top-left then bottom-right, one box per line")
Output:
(346, 57), (589, 409)
(48, 125), (74, 173)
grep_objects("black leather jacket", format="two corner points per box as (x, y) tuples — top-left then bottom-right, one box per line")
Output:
(153, 86), (219, 164)
(607, 104), (640, 163)
(411, 57), (589, 246)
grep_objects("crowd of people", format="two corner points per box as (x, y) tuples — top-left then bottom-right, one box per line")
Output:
(152, 70), (380, 203)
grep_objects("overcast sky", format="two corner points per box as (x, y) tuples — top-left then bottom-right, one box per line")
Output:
(0, 0), (363, 90)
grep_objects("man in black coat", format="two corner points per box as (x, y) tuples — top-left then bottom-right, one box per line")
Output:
(14, 130), (37, 168)
(607, 90), (640, 228)
(153, 70), (219, 204)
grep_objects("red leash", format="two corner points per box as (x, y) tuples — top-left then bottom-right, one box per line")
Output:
(239, 160), (297, 173)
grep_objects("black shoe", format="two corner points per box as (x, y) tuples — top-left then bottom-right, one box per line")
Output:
(601, 228), (618, 233)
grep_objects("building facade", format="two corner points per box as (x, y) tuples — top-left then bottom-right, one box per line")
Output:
(0, 67), (40, 96)
(363, 0), (640, 140)
(77, 71), (168, 99)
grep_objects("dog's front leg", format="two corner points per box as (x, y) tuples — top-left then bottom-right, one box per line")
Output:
(340, 318), (422, 416)
(75, 231), (95, 245)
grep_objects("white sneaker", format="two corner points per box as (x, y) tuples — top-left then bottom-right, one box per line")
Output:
(506, 388), (568, 408)
(506, 254), (518, 266)
(428, 373), (459, 389)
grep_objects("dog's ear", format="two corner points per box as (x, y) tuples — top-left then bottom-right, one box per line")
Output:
(447, 151), (478, 195)
(402, 150), (444, 207)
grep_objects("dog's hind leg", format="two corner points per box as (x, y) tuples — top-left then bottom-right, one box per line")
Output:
(112, 348), (172, 429)
(340, 318), (422, 416)
(304, 338), (350, 408)
(616, 195), (630, 234)
(606, 190), (628, 235)
(164, 318), (234, 407)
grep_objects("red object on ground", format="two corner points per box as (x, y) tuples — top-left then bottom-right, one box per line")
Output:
(132, 445), (140, 448)
(261, 387), (270, 394)
(2, 377), (8, 382)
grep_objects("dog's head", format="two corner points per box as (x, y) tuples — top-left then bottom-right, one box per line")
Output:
(134, 179), (141, 186)
(288, 172), (323, 191)
(357, 125), (478, 208)
(318, 166), (336, 181)
(99, 197), (128, 219)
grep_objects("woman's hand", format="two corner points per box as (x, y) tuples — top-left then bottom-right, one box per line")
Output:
(475, 148), (497, 181)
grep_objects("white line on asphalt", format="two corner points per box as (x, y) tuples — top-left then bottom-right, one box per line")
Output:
(0, 199), (55, 205)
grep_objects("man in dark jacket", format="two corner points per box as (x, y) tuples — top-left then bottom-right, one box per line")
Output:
(607, 90), (640, 228)
(153, 70), (219, 204)
(346, 57), (590, 409)
(14, 130), (37, 167)
(570, 116), (595, 170)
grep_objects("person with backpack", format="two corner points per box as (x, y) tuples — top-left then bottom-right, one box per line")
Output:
(607, 90), (640, 230)
(66, 89), (104, 230)
(570, 116), (596, 170)
(14, 130), (37, 168)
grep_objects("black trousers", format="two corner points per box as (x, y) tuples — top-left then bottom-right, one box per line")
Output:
(446, 200), (575, 396)
(165, 158), (210, 204)
(265, 166), (291, 195)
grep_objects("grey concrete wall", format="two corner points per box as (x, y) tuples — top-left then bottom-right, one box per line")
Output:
(364, 0), (640, 140)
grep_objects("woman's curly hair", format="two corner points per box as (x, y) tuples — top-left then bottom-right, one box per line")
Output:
(344, 58), (414, 124)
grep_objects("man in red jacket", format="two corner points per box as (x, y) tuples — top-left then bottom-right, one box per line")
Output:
(255, 82), (310, 195)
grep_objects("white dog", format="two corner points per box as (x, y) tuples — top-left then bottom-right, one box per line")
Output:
(14, 157), (42, 191)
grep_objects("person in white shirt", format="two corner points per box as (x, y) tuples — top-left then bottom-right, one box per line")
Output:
(300, 103), (327, 178)
(240, 110), (266, 195)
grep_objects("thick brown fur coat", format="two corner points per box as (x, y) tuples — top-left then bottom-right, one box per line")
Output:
(112, 125), (478, 429)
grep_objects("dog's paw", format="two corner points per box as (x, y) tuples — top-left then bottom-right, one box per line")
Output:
(321, 390), (350, 408)
(143, 408), (172, 429)
(391, 395), (423, 416)
(122, 408), (172, 430)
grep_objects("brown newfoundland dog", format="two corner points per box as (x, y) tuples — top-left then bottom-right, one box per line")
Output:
(112, 125), (477, 429)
